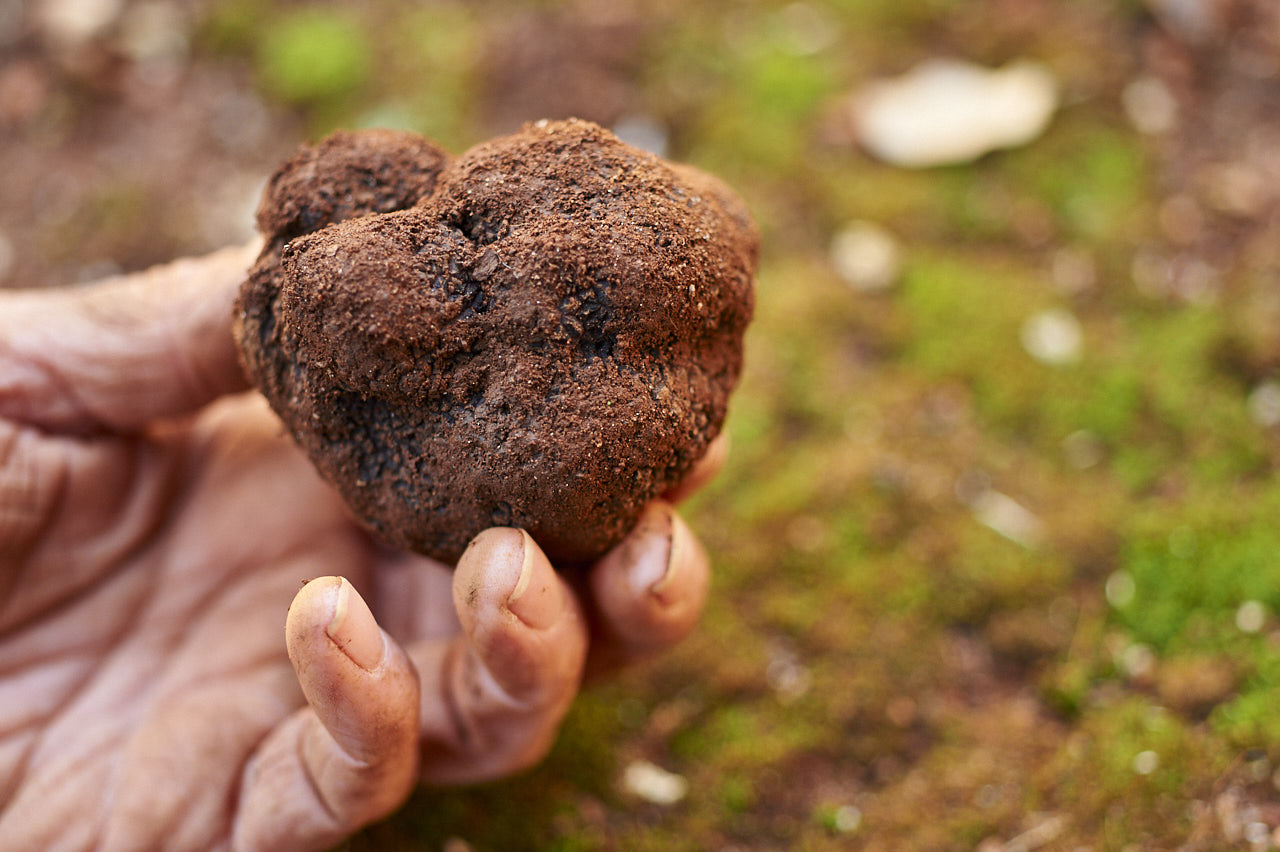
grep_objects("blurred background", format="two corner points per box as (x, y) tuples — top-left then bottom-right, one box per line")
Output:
(3, 0), (1280, 847)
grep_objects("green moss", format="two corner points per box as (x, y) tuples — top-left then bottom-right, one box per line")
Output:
(1047, 697), (1227, 844)
(677, 25), (839, 176)
(1114, 487), (1280, 651)
(1213, 657), (1280, 746)
(375, 5), (480, 149)
(197, 0), (272, 54)
(938, 525), (1071, 626)
(897, 251), (1060, 434)
(670, 702), (822, 766)
(719, 773), (756, 813)
(1006, 117), (1152, 243)
(257, 8), (372, 105)
(819, 162), (946, 230)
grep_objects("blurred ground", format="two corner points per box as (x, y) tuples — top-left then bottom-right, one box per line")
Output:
(4, 0), (1280, 848)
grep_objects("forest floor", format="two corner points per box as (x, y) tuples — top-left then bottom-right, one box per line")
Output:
(4, 0), (1280, 848)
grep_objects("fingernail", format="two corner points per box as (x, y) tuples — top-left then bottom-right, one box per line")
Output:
(654, 512), (690, 598)
(506, 529), (560, 630)
(325, 577), (385, 671)
(629, 503), (677, 598)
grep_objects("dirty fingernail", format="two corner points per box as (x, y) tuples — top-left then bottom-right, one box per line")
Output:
(628, 502), (676, 597)
(653, 511), (692, 598)
(325, 577), (386, 672)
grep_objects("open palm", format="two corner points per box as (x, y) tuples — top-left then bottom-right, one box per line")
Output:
(0, 246), (714, 851)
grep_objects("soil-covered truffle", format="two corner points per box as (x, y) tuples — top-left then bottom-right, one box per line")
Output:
(235, 119), (758, 564)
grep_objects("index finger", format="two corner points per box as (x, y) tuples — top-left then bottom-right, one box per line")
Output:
(0, 242), (259, 434)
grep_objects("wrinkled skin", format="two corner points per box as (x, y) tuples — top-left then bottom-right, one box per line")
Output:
(0, 244), (717, 851)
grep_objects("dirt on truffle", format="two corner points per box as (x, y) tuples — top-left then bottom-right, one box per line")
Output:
(236, 119), (758, 564)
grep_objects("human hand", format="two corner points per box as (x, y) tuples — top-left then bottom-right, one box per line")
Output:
(0, 245), (720, 850)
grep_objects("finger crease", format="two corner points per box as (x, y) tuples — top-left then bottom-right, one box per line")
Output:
(0, 442), (171, 636)
(0, 732), (37, 817)
(440, 641), (478, 754)
(294, 721), (342, 829)
(224, 718), (284, 839)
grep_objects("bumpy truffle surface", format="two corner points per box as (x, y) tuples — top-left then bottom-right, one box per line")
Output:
(236, 119), (758, 564)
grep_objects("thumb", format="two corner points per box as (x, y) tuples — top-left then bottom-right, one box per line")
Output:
(232, 577), (420, 852)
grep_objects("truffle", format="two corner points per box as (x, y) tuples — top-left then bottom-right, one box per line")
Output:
(235, 119), (758, 564)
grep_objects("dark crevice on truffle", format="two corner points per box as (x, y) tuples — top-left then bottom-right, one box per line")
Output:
(450, 209), (505, 246)
(560, 278), (616, 361)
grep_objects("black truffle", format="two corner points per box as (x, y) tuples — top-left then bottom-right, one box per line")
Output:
(235, 119), (758, 564)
